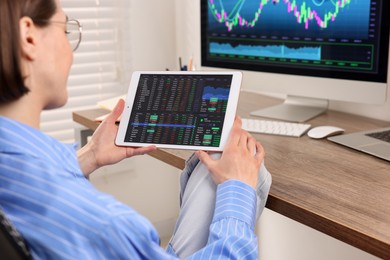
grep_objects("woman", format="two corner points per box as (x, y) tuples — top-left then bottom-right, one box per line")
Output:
(0, 0), (271, 259)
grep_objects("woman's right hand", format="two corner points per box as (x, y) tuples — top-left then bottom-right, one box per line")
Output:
(77, 99), (156, 177)
(196, 116), (265, 189)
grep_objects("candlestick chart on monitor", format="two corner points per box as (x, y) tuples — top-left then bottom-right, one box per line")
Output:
(205, 0), (378, 74)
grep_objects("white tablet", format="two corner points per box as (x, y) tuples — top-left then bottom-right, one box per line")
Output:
(115, 71), (242, 151)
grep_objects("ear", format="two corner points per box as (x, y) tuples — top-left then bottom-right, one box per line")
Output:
(19, 16), (38, 61)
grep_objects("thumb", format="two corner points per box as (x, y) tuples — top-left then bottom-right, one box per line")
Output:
(105, 99), (124, 123)
(196, 150), (215, 169)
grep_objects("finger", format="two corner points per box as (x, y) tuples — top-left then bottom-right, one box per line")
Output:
(226, 117), (242, 147)
(237, 130), (249, 149)
(235, 115), (242, 128)
(106, 99), (125, 123)
(247, 134), (257, 154)
(129, 145), (156, 156)
(196, 150), (215, 169)
(139, 145), (157, 154)
(254, 142), (265, 163)
(142, 145), (157, 153)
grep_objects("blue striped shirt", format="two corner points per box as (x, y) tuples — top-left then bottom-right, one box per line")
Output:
(0, 116), (258, 259)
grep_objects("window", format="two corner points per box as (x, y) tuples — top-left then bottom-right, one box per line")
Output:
(40, 0), (131, 143)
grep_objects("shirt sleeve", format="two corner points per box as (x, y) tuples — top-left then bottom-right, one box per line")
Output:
(186, 180), (258, 259)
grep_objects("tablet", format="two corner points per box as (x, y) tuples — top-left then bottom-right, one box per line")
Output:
(115, 71), (242, 151)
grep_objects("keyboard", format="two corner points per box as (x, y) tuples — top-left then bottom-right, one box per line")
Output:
(241, 118), (311, 137)
(366, 129), (390, 143)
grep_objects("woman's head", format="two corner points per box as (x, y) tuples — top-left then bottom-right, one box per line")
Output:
(0, 0), (73, 109)
(0, 0), (56, 103)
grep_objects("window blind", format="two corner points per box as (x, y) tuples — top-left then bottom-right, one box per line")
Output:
(40, 0), (131, 143)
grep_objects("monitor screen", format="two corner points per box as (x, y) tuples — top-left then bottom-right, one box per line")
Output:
(201, 0), (389, 122)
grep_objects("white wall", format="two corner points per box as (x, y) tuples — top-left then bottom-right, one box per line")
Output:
(129, 0), (177, 72)
(257, 209), (379, 260)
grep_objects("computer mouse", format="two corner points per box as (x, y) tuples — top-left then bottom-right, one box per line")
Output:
(307, 126), (345, 139)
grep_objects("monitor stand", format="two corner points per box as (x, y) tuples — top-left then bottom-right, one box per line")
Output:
(250, 95), (329, 123)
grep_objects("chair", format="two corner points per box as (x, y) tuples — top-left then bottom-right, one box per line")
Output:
(0, 209), (32, 260)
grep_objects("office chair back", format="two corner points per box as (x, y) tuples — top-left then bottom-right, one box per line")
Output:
(0, 209), (32, 260)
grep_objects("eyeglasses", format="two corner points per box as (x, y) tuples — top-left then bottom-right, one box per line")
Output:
(64, 19), (82, 52)
(33, 18), (83, 52)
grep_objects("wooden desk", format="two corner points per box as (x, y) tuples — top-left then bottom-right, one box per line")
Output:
(73, 91), (390, 259)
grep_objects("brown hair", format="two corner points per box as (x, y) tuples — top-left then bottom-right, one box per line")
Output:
(0, 0), (56, 104)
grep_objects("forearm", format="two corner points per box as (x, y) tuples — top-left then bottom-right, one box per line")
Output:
(187, 180), (258, 259)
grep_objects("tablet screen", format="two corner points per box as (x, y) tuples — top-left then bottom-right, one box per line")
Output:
(116, 71), (242, 151)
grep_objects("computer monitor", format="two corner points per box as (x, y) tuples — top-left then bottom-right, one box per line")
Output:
(201, 0), (389, 122)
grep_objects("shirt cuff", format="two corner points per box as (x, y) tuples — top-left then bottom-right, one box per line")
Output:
(212, 180), (257, 229)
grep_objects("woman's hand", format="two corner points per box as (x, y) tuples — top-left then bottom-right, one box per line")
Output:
(77, 99), (156, 177)
(196, 116), (264, 189)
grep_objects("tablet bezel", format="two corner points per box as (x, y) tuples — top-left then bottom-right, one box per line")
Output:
(115, 70), (242, 151)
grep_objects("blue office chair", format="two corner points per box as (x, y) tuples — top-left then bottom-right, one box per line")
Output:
(0, 209), (32, 260)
